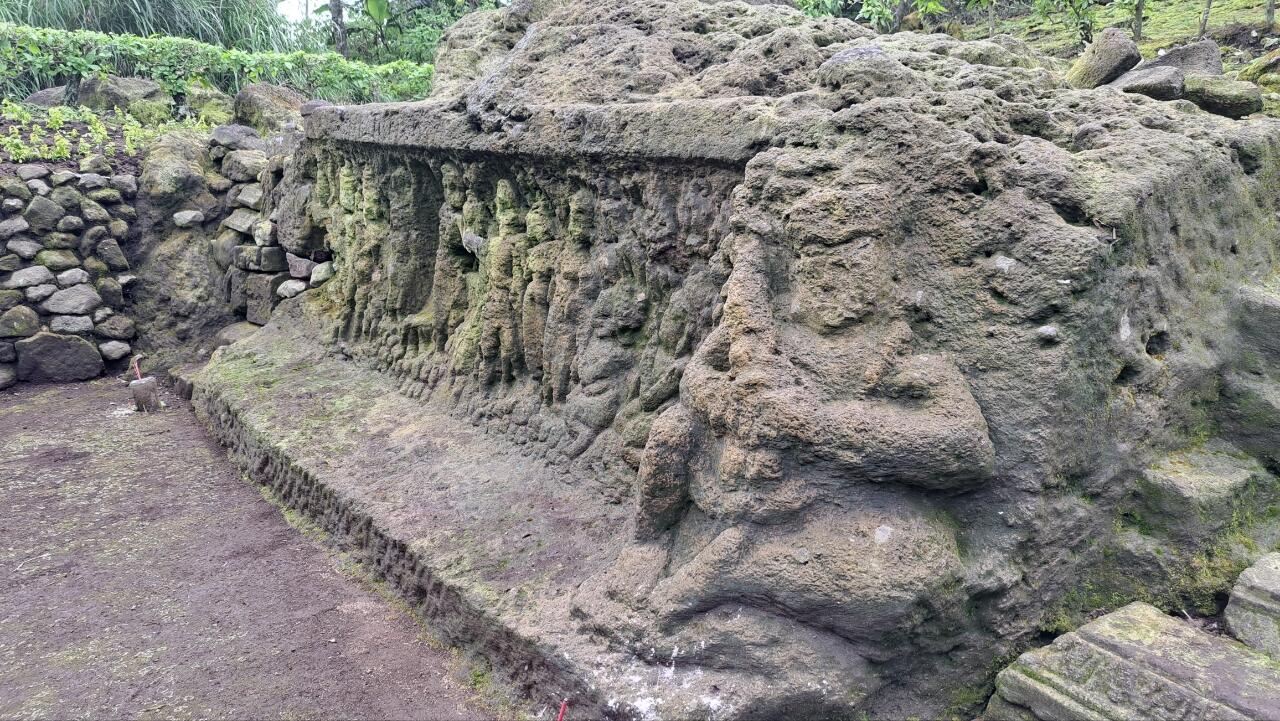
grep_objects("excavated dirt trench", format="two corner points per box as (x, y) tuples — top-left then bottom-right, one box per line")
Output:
(0, 379), (513, 720)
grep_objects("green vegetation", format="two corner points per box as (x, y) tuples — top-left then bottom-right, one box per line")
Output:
(0, 22), (434, 103)
(0, 99), (208, 162)
(0, 0), (308, 52)
(1008, 0), (1278, 55)
(800, 0), (1278, 57)
(326, 0), (494, 65)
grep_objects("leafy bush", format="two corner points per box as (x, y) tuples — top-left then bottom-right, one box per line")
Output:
(338, 0), (494, 65)
(0, 101), (213, 162)
(1033, 0), (1099, 44)
(0, 22), (434, 104)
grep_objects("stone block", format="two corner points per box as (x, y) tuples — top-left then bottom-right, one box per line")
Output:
(231, 244), (286, 272)
(50, 315), (93, 334)
(987, 602), (1280, 720)
(1236, 284), (1280, 365)
(1134, 442), (1276, 545)
(1226, 553), (1280, 657)
(236, 183), (264, 210)
(98, 340), (132, 361)
(223, 267), (250, 314)
(222, 208), (260, 234)
(0, 216), (30, 240)
(35, 249), (79, 271)
(22, 196), (65, 231)
(221, 149), (269, 182)
(245, 272), (289, 325)
(285, 252), (316, 279)
(173, 210), (205, 228)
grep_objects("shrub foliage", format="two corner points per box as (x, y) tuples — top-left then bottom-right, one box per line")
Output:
(0, 22), (434, 103)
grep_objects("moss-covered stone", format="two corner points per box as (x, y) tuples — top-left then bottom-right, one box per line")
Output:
(1184, 75), (1264, 118)
(989, 603), (1280, 720)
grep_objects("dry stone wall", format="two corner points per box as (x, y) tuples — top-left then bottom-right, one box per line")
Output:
(0, 157), (141, 387)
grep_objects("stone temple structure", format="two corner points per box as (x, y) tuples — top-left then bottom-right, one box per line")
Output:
(161, 0), (1280, 718)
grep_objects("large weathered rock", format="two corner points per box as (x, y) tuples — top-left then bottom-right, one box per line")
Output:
(139, 132), (212, 211)
(1226, 553), (1280, 657)
(1134, 443), (1275, 545)
(988, 602), (1280, 720)
(1141, 39), (1224, 76)
(233, 83), (305, 133)
(24, 76), (173, 122)
(1066, 27), (1141, 88)
(184, 83), (233, 125)
(15, 331), (104, 381)
(190, 1), (1280, 718)
(1240, 48), (1280, 91)
(1107, 64), (1184, 100)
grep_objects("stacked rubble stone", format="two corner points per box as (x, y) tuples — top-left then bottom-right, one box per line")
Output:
(195, 123), (332, 328)
(0, 157), (140, 388)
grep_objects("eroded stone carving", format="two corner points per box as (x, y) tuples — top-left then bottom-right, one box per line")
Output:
(219, 0), (1280, 717)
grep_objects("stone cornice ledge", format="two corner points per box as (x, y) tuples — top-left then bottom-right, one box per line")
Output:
(305, 97), (784, 165)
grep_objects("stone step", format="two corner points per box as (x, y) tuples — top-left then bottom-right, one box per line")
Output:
(1236, 284), (1280, 365)
(1226, 553), (1280, 657)
(1135, 442), (1275, 545)
(986, 602), (1280, 721)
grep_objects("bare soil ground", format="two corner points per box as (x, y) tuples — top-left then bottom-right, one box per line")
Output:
(0, 379), (508, 720)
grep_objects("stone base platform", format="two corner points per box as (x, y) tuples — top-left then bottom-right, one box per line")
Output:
(185, 300), (760, 721)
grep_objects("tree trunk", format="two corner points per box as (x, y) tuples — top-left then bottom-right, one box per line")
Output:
(1198, 0), (1214, 39)
(330, 0), (348, 58)
(1268, 0), (1275, 29)
(64, 76), (81, 107)
(988, 1), (996, 37)
(1133, 0), (1144, 40)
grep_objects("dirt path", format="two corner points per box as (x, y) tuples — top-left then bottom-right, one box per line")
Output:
(0, 379), (505, 720)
